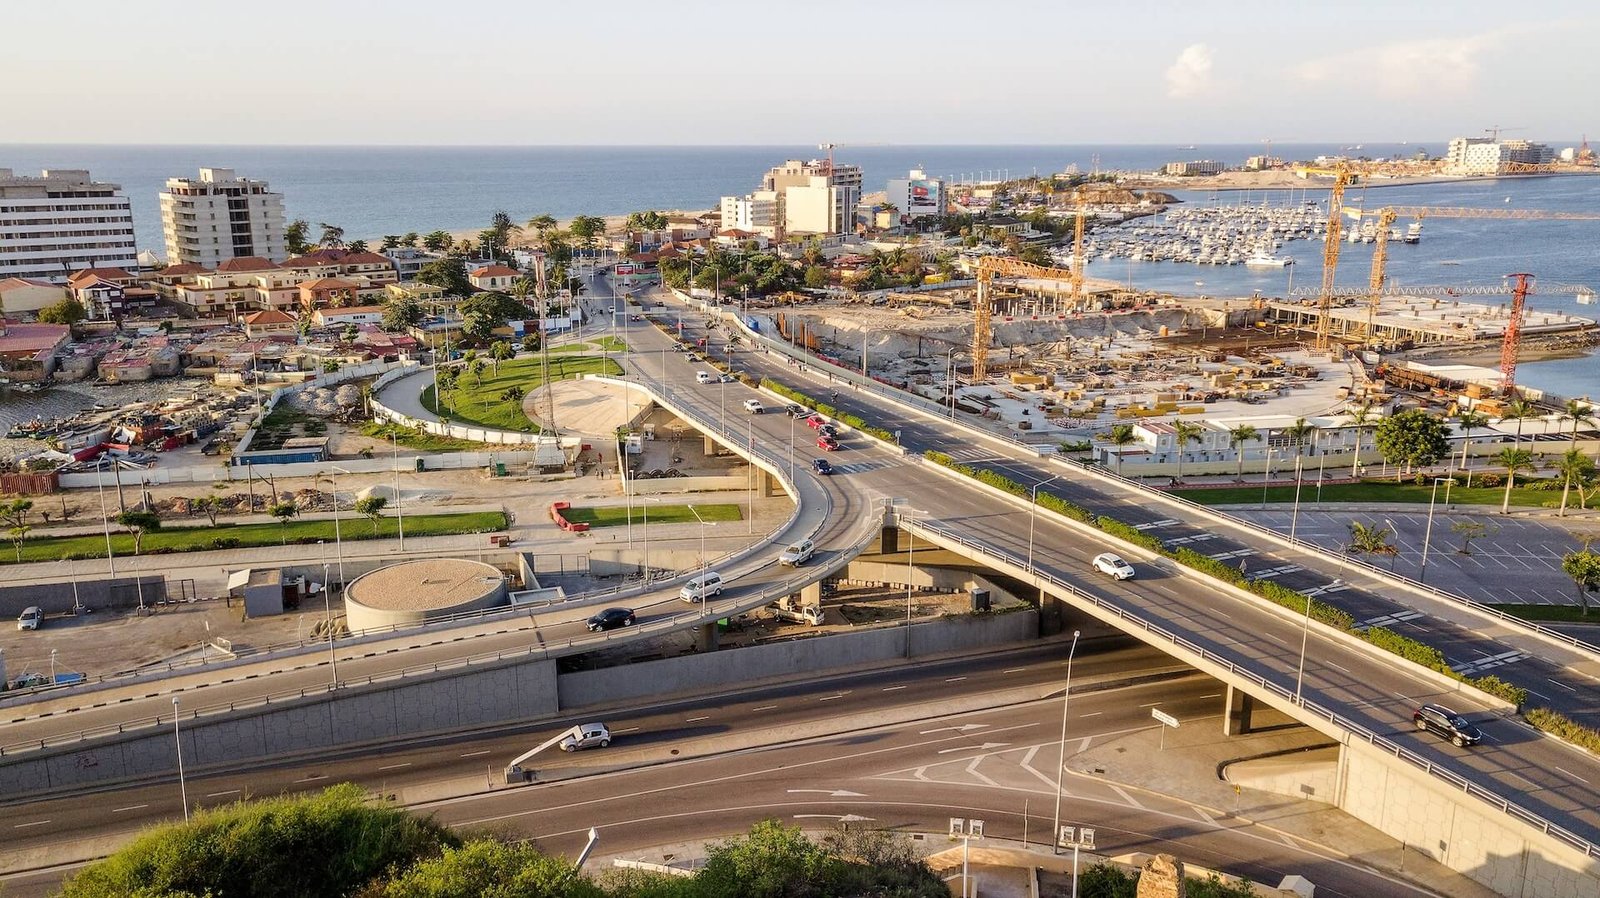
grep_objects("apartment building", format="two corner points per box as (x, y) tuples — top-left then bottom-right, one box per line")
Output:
(160, 168), (286, 268)
(0, 169), (138, 283)
(719, 190), (782, 238)
(761, 159), (862, 236)
(1445, 138), (1556, 175)
(1162, 160), (1225, 176)
(884, 169), (946, 222)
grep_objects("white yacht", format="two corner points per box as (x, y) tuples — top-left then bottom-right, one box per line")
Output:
(1245, 253), (1295, 267)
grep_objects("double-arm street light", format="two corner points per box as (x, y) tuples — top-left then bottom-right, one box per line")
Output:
(1419, 476), (1454, 583)
(1051, 630), (1082, 855)
(1027, 474), (1063, 571)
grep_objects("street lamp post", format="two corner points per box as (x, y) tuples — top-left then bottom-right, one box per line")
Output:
(1385, 517), (1400, 572)
(317, 539), (339, 687)
(746, 418), (755, 534)
(1260, 446), (1275, 508)
(172, 696), (189, 821)
(1290, 455), (1305, 541)
(1419, 477), (1451, 583)
(1028, 474), (1062, 571)
(1052, 630), (1082, 855)
(639, 496), (660, 581)
(390, 434), (405, 551)
(686, 504), (715, 575)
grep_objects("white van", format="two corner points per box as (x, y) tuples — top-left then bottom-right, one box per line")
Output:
(679, 572), (724, 602)
(743, 399), (764, 414)
(16, 606), (43, 631)
(695, 371), (715, 384)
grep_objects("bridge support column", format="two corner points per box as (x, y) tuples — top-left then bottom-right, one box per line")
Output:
(879, 524), (900, 555)
(695, 621), (719, 652)
(703, 434), (717, 456)
(1223, 684), (1256, 736)
(761, 470), (781, 498)
(797, 581), (823, 607)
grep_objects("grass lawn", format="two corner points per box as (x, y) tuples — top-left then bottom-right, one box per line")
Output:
(560, 503), (743, 528)
(360, 422), (484, 452)
(1487, 603), (1600, 624)
(548, 337), (628, 354)
(424, 355), (623, 432)
(3, 511), (507, 565)
(1172, 479), (1567, 509)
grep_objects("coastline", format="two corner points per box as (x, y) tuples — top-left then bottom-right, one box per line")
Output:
(1124, 169), (1600, 193)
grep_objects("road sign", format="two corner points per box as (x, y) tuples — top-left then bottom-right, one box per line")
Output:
(1057, 825), (1095, 849)
(968, 819), (984, 838)
(1151, 708), (1179, 728)
(950, 817), (965, 836)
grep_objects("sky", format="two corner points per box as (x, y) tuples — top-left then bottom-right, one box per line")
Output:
(3, 0), (1597, 146)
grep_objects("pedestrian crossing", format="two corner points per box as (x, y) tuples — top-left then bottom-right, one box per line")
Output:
(1357, 610), (1425, 630)
(1165, 533), (1219, 547)
(1302, 581), (1352, 598)
(1451, 650), (1529, 676)
(823, 461), (882, 475)
(1134, 519), (1182, 531)
(1208, 548), (1259, 561)
(1247, 564), (1304, 581)
(939, 447), (996, 462)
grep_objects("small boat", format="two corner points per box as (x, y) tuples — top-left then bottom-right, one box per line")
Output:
(1245, 253), (1295, 267)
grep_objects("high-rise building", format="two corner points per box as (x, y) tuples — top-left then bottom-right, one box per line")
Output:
(0, 169), (138, 283)
(718, 190), (781, 237)
(885, 169), (946, 223)
(1445, 138), (1555, 174)
(160, 168), (286, 268)
(760, 158), (862, 236)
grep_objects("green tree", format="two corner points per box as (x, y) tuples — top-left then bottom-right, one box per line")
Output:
(191, 494), (223, 527)
(114, 510), (161, 555)
(318, 222), (346, 249)
(803, 265), (829, 289)
(1454, 410), (1490, 485)
(285, 219), (313, 255)
(422, 230), (452, 252)
(1228, 424), (1259, 482)
(366, 840), (605, 898)
(1450, 519), (1496, 555)
(268, 501), (298, 543)
(0, 497), (33, 531)
(354, 495), (388, 535)
(1345, 401), (1377, 477)
(38, 296), (88, 325)
(1555, 448), (1597, 517)
(1501, 397), (1539, 449)
(499, 385), (525, 404)
(383, 297), (424, 331)
(1171, 419), (1204, 483)
(489, 339), (514, 374)
(1494, 446), (1537, 514)
(468, 358), (487, 387)
(695, 819), (845, 898)
(8, 523), (30, 562)
(380, 235), (404, 251)
(625, 210), (669, 231)
(417, 257), (473, 297)
(348, 239), (370, 253)
(1560, 398), (1597, 450)
(526, 213), (558, 235)
(1105, 423), (1138, 476)
(1374, 409), (1450, 476)
(567, 214), (606, 249)
(1282, 416), (1316, 460)
(1562, 546), (1600, 616)
(1347, 520), (1397, 557)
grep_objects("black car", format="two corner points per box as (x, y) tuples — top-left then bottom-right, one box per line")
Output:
(1412, 704), (1482, 747)
(818, 423), (841, 438)
(587, 607), (636, 632)
(812, 458), (834, 475)
(785, 404), (808, 418)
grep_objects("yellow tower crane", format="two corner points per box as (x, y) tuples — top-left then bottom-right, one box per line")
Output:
(1342, 205), (1600, 347)
(1294, 164), (1355, 352)
(972, 256), (1079, 381)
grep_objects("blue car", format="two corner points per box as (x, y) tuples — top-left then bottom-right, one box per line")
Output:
(812, 458), (834, 475)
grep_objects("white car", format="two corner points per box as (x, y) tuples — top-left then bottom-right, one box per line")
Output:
(743, 399), (764, 414)
(1092, 553), (1136, 580)
(778, 539), (816, 566)
(16, 606), (43, 631)
(695, 371), (714, 384)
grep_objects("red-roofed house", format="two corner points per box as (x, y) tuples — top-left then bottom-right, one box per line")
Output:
(298, 277), (360, 311)
(215, 256), (280, 274)
(311, 305), (385, 327)
(0, 278), (66, 314)
(243, 308), (298, 339)
(0, 319), (71, 381)
(469, 264), (520, 291)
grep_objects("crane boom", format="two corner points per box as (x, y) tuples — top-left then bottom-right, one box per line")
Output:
(973, 256), (1079, 381)
(1311, 165), (1353, 352)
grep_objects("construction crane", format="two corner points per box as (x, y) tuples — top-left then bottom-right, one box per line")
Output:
(972, 256), (1079, 381)
(1295, 164), (1355, 352)
(1342, 205), (1600, 346)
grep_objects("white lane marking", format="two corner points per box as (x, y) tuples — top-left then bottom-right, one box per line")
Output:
(1079, 711), (1103, 718)
(751, 705), (779, 711)
(460, 750), (492, 758)
(1110, 785), (1144, 809)
(1003, 667), (1028, 673)
(206, 789), (241, 798)
(818, 693), (848, 701)
(112, 804), (148, 813)
(1193, 805), (1216, 825)
(1138, 702), (1162, 708)
(1550, 679), (1578, 693)
(946, 676), (968, 683)
(295, 774), (328, 783)
(686, 716), (710, 722)
(612, 726), (641, 734)
(965, 755), (999, 786)
(882, 685), (907, 691)
(937, 742), (1010, 754)
(13, 820), (50, 829)
(378, 763), (412, 771)
(1199, 693), (1221, 699)
(1553, 766), (1591, 785)
(1281, 833), (1298, 848)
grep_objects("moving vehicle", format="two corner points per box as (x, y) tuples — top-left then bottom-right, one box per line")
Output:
(695, 371), (714, 384)
(586, 607), (636, 632)
(16, 606), (42, 631)
(785, 405), (809, 418)
(811, 458), (834, 475)
(561, 722), (612, 751)
(806, 415), (829, 429)
(679, 571), (724, 602)
(718, 373), (737, 383)
(817, 435), (839, 451)
(818, 423), (840, 438)
(743, 399), (764, 414)
(1092, 553), (1136, 580)
(770, 603), (824, 626)
(779, 539), (815, 566)
(1413, 704), (1482, 747)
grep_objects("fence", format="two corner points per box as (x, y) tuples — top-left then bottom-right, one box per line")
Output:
(232, 359), (418, 465)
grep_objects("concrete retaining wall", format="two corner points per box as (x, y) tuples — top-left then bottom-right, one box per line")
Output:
(626, 473), (749, 495)
(557, 610), (1038, 710)
(0, 657), (557, 798)
(0, 575), (166, 618)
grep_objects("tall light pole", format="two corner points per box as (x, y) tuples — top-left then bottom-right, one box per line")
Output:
(1289, 455), (1305, 541)
(1419, 476), (1451, 583)
(746, 418), (755, 534)
(95, 470), (117, 578)
(686, 504), (716, 575)
(1294, 574), (1333, 702)
(172, 696), (189, 821)
(1052, 630), (1081, 855)
(788, 411), (797, 482)
(639, 496), (660, 581)
(1260, 446), (1275, 509)
(321, 468), (349, 594)
(317, 539), (339, 686)
(390, 433), (405, 551)
(1028, 474), (1062, 571)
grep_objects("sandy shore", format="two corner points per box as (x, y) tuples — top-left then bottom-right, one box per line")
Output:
(363, 209), (715, 251)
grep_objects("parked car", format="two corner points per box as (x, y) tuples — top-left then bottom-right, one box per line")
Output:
(719, 373), (737, 383)
(1092, 553), (1136, 580)
(779, 539), (816, 566)
(806, 415), (828, 429)
(16, 606), (42, 631)
(817, 435), (840, 451)
(695, 371), (714, 384)
(770, 603), (824, 626)
(586, 607), (636, 632)
(811, 458), (834, 475)
(686, 352), (702, 362)
(1413, 704), (1483, 747)
(560, 722), (613, 751)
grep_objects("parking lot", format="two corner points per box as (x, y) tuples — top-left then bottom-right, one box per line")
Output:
(1229, 507), (1600, 607)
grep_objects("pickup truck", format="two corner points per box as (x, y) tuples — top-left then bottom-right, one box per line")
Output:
(770, 603), (824, 626)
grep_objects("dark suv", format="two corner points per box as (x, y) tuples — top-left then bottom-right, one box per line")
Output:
(1412, 704), (1483, 747)
(587, 607), (636, 632)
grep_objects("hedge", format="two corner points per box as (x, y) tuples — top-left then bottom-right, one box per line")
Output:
(1525, 707), (1600, 753)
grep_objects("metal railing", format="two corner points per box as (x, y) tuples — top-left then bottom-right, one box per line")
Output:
(896, 514), (1599, 860)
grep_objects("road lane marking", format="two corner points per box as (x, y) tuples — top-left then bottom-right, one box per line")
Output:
(1138, 702), (1162, 708)
(965, 756), (999, 786)
(1550, 679), (1578, 692)
(1109, 785), (1144, 809)
(1003, 667), (1028, 673)
(378, 763), (412, 771)
(1079, 711), (1103, 717)
(1192, 805), (1216, 825)
(751, 705), (778, 711)
(945, 676), (968, 682)
(459, 750), (492, 758)
(686, 716), (710, 722)
(1553, 766), (1590, 785)
(1199, 693), (1221, 699)
(13, 820), (50, 829)
(818, 693), (847, 701)
(295, 774), (328, 783)
(112, 804), (148, 813)
(206, 789), (241, 798)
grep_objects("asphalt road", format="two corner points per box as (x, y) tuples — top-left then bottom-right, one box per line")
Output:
(0, 642), (1439, 898)
(642, 291), (1600, 850)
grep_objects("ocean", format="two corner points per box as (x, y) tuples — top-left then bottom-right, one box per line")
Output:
(1, 142), (1595, 396)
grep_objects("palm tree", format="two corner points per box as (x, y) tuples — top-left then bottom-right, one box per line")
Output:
(1560, 399), (1597, 451)
(1494, 447), (1537, 515)
(1228, 424), (1259, 482)
(489, 340), (514, 375)
(1105, 424), (1138, 476)
(1502, 398), (1538, 450)
(1345, 402), (1376, 477)
(317, 222), (346, 249)
(1282, 417), (1316, 461)
(1454, 410), (1490, 486)
(1555, 448), (1597, 517)
(1171, 420), (1205, 484)
(1347, 521), (1397, 558)
(526, 214), (558, 235)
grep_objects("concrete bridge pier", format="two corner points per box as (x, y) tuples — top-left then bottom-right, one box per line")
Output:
(694, 621), (719, 652)
(879, 523), (901, 555)
(760, 469), (782, 498)
(790, 581), (823, 608)
(1223, 684), (1257, 736)
(703, 434), (718, 456)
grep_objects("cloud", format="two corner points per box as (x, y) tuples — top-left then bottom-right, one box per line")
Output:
(1293, 33), (1497, 97)
(1165, 44), (1215, 99)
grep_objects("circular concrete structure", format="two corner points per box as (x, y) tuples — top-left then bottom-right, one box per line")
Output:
(343, 559), (508, 632)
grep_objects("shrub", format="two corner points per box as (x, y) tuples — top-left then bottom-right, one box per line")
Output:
(1470, 675), (1528, 708)
(210, 537), (243, 549)
(1097, 516), (1163, 552)
(1477, 473), (1502, 488)
(1525, 707), (1600, 753)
